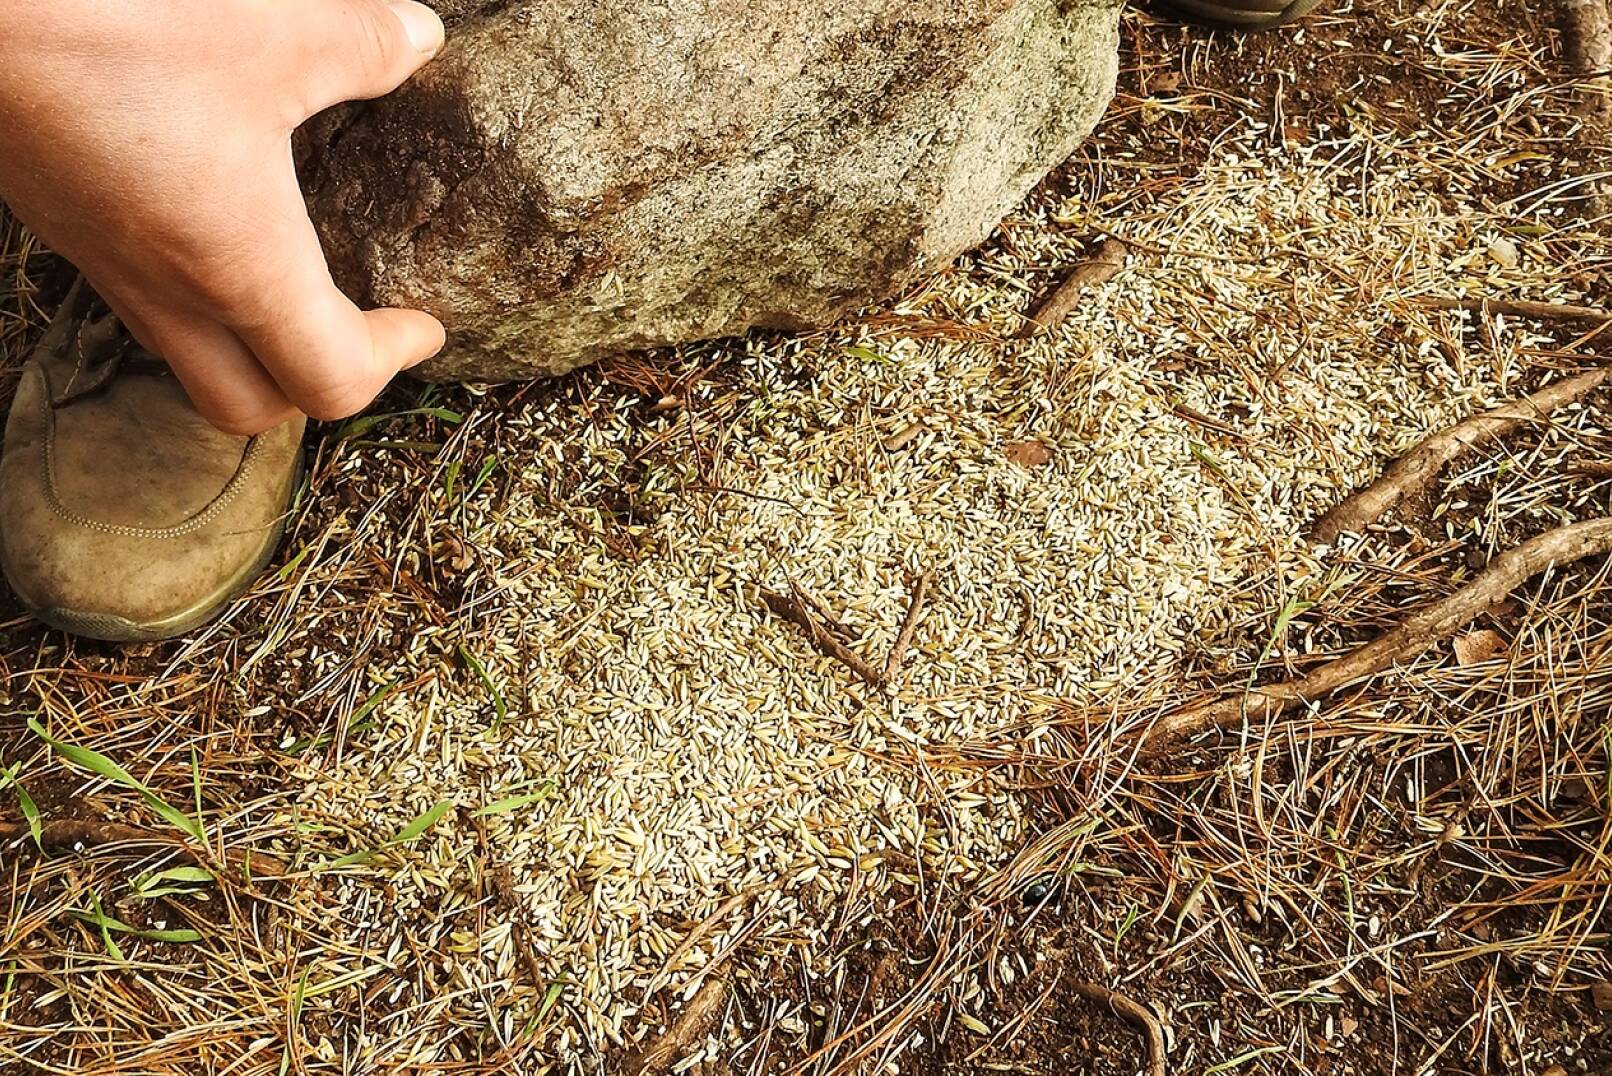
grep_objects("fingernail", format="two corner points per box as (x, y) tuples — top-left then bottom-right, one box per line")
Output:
(388, 1), (445, 56)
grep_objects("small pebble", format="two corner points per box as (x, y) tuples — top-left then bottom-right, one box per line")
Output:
(1487, 237), (1520, 269)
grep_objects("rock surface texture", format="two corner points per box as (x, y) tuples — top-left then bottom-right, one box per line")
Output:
(298, 0), (1123, 381)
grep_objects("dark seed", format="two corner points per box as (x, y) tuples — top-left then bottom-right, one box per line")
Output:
(1021, 879), (1054, 907)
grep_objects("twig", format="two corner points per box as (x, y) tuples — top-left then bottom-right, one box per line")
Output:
(1568, 460), (1612, 478)
(0, 819), (290, 879)
(645, 868), (802, 1000)
(1311, 368), (1609, 543)
(1069, 982), (1167, 1076)
(758, 585), (887, 688)
(884, 570), (933, 680)
(1412, 296), (1612, 322)
(623, 977), (729, 1076)
(791, 580), (858, 646)
(1145, 517), (1612, 751)
(1016, 238), (1127, 338)
(1563, 0), (1612, 118)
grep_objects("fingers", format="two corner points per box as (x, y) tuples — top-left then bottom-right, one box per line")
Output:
(79, 275), (297, 435)
(146, 314), (301, 436)
(298, 0), (445, 117)
(238, 284), (444, 421)
(222, 214), (444, 421)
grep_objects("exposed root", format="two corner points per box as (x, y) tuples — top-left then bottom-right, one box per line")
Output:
(884, 569), (933, 680)
(1069, 983), (1167, 1076)
(1311, 369), (1609, 544)
(1414, 296), (1612, 321)
(1562, 0), (1612, 118)
(623, 977), (729, 1076)
(0, 819), (290, 879)
(1016, 238), (1127, 338)
(1145, 517), (1612, 751)
(758, 584), (888, 688)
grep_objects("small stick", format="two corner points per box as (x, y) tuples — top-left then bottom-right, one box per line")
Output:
(1568, 460), (1612, 478)
(790, 580), (858, 645)
(1145, 516), (1612, 752)
(623, 977), (729, 1076)
(758, 586), (887, 687)
(882, 421), (925, 453)
(0, 819), (289, 879)
(1069, 982), (1167, 1076)
(1412, 296), (1612, 322)
(884, 570), (933, 680)
(1311, 368), (1609, 544)
(1016, 238), (1127, 338)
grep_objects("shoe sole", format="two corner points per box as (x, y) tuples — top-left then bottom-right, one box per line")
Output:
(1164, 0), (1329, 29)
(15, 449), (305, 644)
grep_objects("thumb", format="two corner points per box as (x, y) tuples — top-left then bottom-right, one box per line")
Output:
(300, 0), (445, 117)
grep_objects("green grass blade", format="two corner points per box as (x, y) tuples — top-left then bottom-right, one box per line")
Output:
(537, 977), (567, 1023)
(393, 800), (454, 843)
(0, 765), (42, 849)
(284, 716), (378, 757)
(15, 785), (41, 849)
(336, 407), (464, 441)
(285, 679), (397, 756)
(70, 900), (203, 945)
(29, 719), (203, 841)
(1114, 903), (1140, 946)
(458, 647), (508, 730)
(276, 540), (315, 582)
(280, 967), (311, 1076)
(132, 866), (216, 900)
(472, 783), (556, 819)
(190, 746), (205, 842)
(84, 892), (124, 962)
(466, 458), (499, 499)
(323, 799), (455, 871)
(136, 927), (204, 944)
(1245, 596), (1316, 697)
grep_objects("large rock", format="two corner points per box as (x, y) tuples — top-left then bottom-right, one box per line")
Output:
(298, 0), (1122, 381)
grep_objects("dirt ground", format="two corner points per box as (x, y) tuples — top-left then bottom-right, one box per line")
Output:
(3, 0), (1612, 1073)
(744, 3), (1612, 1073)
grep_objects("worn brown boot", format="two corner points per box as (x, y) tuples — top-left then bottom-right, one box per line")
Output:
(0, 280), (304, 641)
(1159, 0), (1329, 29)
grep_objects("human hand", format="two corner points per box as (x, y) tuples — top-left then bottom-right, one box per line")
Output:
(0, 0), (448, 434)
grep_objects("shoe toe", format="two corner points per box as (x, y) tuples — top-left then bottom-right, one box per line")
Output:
(1, 361), (304, 642)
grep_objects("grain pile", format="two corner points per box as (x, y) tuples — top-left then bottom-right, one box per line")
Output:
(268, 110), (1589, 1060)
(6, 6), (1605, 1069)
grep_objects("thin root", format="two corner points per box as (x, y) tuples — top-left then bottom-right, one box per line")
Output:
(1069, 982), (1167, 1076)
(1312, 368), (1608, 544)
(1146, 516), (1612, 752)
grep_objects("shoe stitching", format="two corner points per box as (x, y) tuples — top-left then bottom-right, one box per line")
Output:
(35, 369), (267, 540)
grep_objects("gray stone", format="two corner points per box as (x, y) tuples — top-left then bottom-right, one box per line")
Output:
(298, 0), (1122, 381)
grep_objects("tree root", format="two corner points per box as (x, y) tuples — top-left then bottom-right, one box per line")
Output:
(1563, 0), (1612, 119)
(0, 818), (290, 879)
(1016, 238), (1127, 338)
(1414, 296), (1611, 322)
(884, 569), (933, 680)
(1311, 368), (1609, 544)
(1069, 982), (1167, 1076)
(1145, 517), (1612, 753)
(623, 977), (729, 1076)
